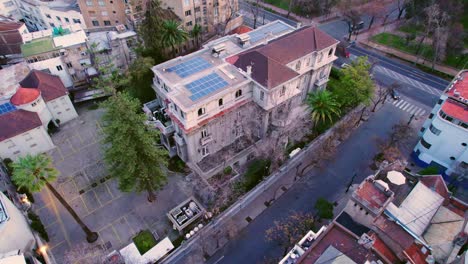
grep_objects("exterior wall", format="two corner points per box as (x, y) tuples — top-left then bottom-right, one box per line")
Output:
(343, 199), (376, 228)
(1, 0), (21, 19)
(0, 192), (36, 254)
(77, 0), (127, 29)
(0, 125), (54, 160)
(160, 0), (239, 32)
(413, 109), (468, 174)
(16, 0), (84, 31)
(28, 56), (74, 87)
(15, 95), (53, 126)
(46, 95), (78, 123)
(0, 23), (27, 56)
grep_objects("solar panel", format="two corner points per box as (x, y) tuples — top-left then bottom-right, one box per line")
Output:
(187, 73), (229, 101)
(0, 102), (17, 115)
(248, 22), (291, 43)
(168, 57), (212, 78)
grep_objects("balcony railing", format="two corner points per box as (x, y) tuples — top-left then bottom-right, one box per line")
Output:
(146, 120), (174, 135)
(315, 76), (329, 87)
(200, 135), (213, 146)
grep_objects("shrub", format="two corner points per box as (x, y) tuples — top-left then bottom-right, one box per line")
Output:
(5, 159), (35, 203)
(168, 156), (186, 173)
(330, 68), (343, 80)
(314, 198), (334, 220)
(374, 152), (385, 162)
(242, 159), (271, 192)
(223, 166), (233, 175)
(418, 166), (440, 175)
(28, 212), (49, 242)
(133, 230), (157, 255)
(172, 235), (184, 248)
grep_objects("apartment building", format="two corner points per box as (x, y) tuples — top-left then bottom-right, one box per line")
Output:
(0, 17), (28, 57)
(16, 0), (84, 31)
(21, 24), (91, 88)
(76, 0), (128, 29)
(150, 21), (338, 178)
(0, 64), (78, 160)
(280, 172), (467, 264)
(413, 70), (468, 177)
(160, 0), (241, 33)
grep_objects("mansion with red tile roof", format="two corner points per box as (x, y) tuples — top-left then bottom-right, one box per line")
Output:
(280, 172), (467, 264)
(413, 70), (468, 178)
(150, 21), (338, 178)
(0, 64), (78, 160)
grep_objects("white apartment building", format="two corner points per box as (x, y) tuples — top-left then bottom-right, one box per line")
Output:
(15, 0), (84, 31)
(21, 24), (90, 88)
(413, 70), (468, 177)
(151, 21), (338, 178)
(0, 65), (78, 160)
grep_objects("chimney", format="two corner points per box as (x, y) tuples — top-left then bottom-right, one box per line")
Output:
(296, 22), (302, 29)
(246, 65), (252, 76)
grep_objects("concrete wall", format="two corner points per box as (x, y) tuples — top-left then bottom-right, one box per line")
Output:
(1, 0), (21, 20)
(0, 125), (55, 160)
(15, 95), (53, 127)
(343, 199), (376, 228)
(28, 56), (74, 87)
(77, 0), (127, 29)
(0, 192), (36, 255)
(46, 95), (78, 124)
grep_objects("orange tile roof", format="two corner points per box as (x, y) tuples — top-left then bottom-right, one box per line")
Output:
(355, 181), (389, 211)
(10, 87), (40, 106)
(446, 71), (468, 99)
(441, 99), (468, 123)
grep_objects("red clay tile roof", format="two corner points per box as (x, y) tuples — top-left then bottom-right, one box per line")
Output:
(229, 25), (252, 35)
(419, 175), (449, 200)
(373, 216), (415, 251)
(403, 243), (430, 264)
(298, 224), (381, 264)
(441, 99), (468, 123)
(0, 110), (42, 141)
(371, 234), (399, 264)
(227, 26), (337, 89)
(0, 20), (24, 55)
(355, 180), (390, 211)
(10, 87), (41, 106)
(19, 70), (68, 102)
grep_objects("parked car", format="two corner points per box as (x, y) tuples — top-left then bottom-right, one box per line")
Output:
(340, 63), (350, 69)
(391, 89), (400, 100)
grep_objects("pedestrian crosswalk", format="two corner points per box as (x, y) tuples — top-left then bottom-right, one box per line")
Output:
(373, 65), (442, 96)
(390, 99), (427, 116)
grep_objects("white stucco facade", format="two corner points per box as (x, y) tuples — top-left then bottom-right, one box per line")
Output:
(28, 56), (74, 87)
(0, 125), (55, 160)
(46, 95), (78, 123)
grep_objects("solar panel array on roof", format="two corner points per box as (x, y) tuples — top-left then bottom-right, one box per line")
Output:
(187, 73), (228, 101)
(0, 102), (17, 115)
(248, 22), (291, 43)
(168, 57), (212, 78)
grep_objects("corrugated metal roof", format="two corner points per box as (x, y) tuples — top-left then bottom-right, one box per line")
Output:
(387, 182), (444, 236)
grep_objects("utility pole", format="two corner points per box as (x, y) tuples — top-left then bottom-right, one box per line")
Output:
(345, 173), (357, 193)
(407, 113), (415, 125)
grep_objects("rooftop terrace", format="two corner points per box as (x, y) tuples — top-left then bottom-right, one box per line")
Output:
(21, 38), (55, 57)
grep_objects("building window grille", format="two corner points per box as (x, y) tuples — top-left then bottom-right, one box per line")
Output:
(429, 124), (441, 135)
(185, 10), (191, 16)
(56, 65), (63, 71)
(235, 89), (242, 98)
(198, 108), (205, 116)
(420, 138), (432, 149)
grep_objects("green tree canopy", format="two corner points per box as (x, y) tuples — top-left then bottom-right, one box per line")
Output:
(161, 20), (189, 57)
(314, 198), (334, 220)
(125, 56), (156, 103)
(332, 57), (375, 109)
(101, 93), (168, 202)
(190, 24), (202, 48)
(307, 89), (341, 125)
(139, 0), (165, 52)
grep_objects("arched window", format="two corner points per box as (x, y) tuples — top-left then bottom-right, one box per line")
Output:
(296, 60), (301, 71)
(219, 98), (223, 106)
(235, 89), (242, 98)
(328, 48), (333, 56)
(198, 108), (205, 116)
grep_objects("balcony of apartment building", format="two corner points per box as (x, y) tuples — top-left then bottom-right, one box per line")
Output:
(143, 100), (177, 156)
(314, 75), (329, 88)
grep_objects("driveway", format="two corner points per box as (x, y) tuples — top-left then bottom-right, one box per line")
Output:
(32, 104), (208, 263)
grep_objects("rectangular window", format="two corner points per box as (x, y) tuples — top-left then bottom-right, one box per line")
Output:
(23, 133), (33, 141)
(201, 146), (209, 156)
(101, 11), (108, 16)
(92, 20), (99, 26)
(429, 124), (441, 135)
(104, 20), (111, 26)
(184, 0), (189, 6)
(196, 17), (202, 23)
(72, 18), (81, 23)
(56, 16), (61, 21)
(420, 138), (432, 149)
(86, 0), (93, 5)
(280, 86), (286, 97)
(260, 91), (264, 101)
(198, 107), (205, 116)
(88, 11), (96, 15)
(420, 127), (425, 133)
(173, 104), (178, 112)
(49, 22), (55, 27)
(194, 6), (200, 12)
(429, 113), (434, 119)
(185, 10), (191, 16)
(186, 21), (192, 26)
(66, 62), (72, 68)
(98, 0), (105, 5)
(45, 14), (51, 18)
(30, 143), (37, 148)
(6, 140), (15, 149)
(437, 99), (443, 104)
(56, 65), (63, 71)
(201, 129), (208, 138)
(180, 110), (185, 119)
(64, 17), (69, 22)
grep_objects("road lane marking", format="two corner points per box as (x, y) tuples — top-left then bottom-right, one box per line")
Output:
(406, 105), (415, 112)
(401, 103), (411, 111)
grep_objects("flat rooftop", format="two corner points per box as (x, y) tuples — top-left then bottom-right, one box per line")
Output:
(21, 37), (55, 57)
(353, 179), (392, 212)
(153, 21), (295, 110)
(446, 70), (468, 99)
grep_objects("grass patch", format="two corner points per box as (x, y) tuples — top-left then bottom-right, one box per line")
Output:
(372, 32), (467, 70)
(398, 24), (424, 35)
(263, 0), (290, 10)
(238, 159), (271, 192)
(418, 166), (440, 175)
(223, 166), (233, 175)
(133, 230), (157, 255)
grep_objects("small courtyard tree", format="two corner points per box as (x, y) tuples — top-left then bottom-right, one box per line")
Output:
(101, 93), (168, 202)
(265, 211), (315, 255)
(307, 90), (341, 126)
(314, 198), (334, 220)
(11, 154), (99, 243)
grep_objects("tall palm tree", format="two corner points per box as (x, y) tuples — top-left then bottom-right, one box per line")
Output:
(161, 20), (189, 57)
(190, 24), (202, 48)
(11, 154), (99, 243)
(307, 90), (341, 125)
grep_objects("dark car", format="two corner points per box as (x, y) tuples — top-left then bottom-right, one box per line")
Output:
(391, 89), (400, 100)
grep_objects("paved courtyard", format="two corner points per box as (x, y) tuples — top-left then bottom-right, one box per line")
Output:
(32, 104), (209, 263)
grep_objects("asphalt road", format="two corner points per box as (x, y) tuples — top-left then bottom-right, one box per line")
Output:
(206, 103), (416, 264)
